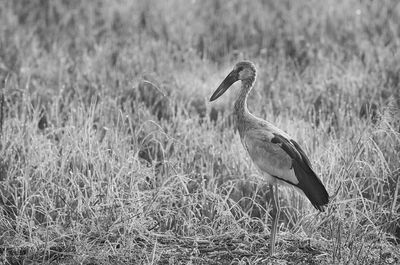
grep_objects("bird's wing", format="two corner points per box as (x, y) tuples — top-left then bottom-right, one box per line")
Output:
(243, 129), (329, 211)
(242, 129), (299, 185)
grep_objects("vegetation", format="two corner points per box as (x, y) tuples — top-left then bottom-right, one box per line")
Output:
(0, 0), (399, 264)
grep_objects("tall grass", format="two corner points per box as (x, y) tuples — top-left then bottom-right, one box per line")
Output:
(0, 0), (399, 264)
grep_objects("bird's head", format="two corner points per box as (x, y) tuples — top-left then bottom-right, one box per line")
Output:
(210, 61), (256, 101)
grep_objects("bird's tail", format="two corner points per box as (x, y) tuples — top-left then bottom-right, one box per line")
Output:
(292, 160), (329, 211)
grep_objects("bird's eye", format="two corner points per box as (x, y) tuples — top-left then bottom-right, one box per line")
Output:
(237, 66), (243, 72)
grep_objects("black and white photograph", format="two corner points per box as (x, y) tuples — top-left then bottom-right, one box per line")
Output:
(0, 1), (399, 264)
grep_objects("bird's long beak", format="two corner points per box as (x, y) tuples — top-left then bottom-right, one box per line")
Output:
(210, 70), (238, 101)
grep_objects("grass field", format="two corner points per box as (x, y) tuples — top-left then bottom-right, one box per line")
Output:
(0, 0), (399, 264)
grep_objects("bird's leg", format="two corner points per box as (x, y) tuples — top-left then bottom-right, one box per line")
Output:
(269, 183), (280, 256)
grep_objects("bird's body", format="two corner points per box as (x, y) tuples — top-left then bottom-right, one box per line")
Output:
(210, 61), (329, 255)
(238, 115), (299, 186)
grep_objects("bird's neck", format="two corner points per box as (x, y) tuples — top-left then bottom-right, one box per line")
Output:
(234, 78), (256, 136)
(234, 78), (254, 119)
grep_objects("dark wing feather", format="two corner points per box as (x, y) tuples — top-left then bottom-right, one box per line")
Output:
(271, 133), (329, 211)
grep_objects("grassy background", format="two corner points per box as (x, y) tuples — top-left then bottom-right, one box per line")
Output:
(0, 0), (399, 264)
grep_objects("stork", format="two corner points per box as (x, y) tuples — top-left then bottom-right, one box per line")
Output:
(210, 61), (329, 255)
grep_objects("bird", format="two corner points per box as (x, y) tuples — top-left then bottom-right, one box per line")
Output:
(209, 61), (329, 256)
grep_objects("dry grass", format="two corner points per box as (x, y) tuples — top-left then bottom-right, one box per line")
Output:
(0, 0), (399, 264)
